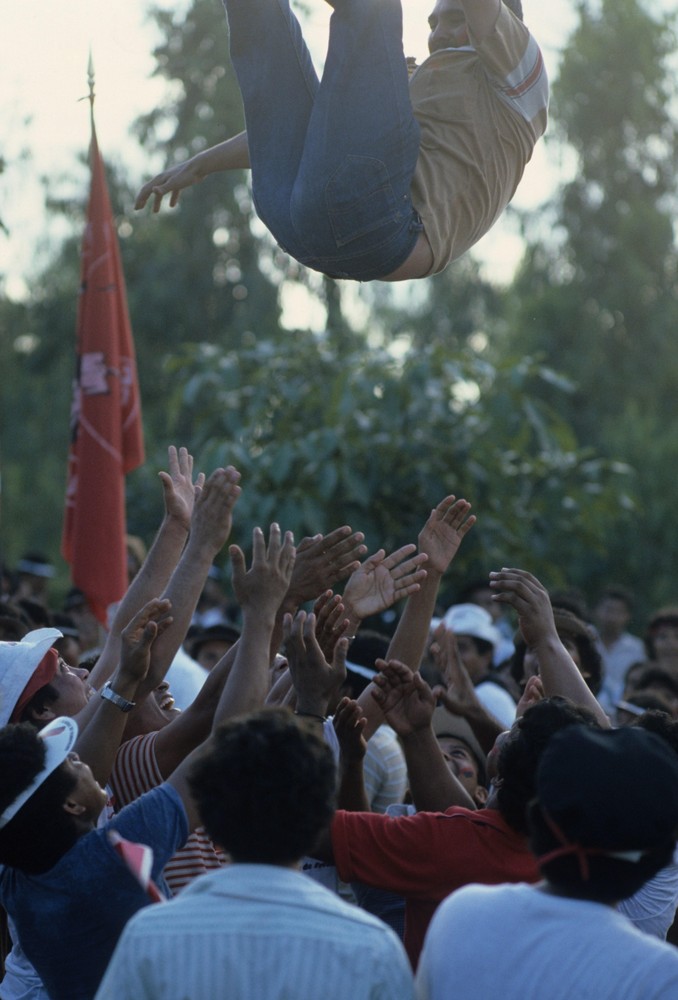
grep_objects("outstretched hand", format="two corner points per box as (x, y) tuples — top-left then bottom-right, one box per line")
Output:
(489, 568), (556, 650)
(371, 658), (435, 738)
(158, 445), (205, 532)
(288, 526), (367, 606)
(283, 609), (348, 716)
(429, 622), (479, 717)
(190, 466), (242, 554)
(135, 156), (204, 213)
(342, 545), (428, 622)
(516, 675), (545, 718)
(333, 697), (368, 765)
(230, 524), (296, 620)
(418, 496), (476, 575)
(119, 598), (173, 685)
(312, 591), (351, 662)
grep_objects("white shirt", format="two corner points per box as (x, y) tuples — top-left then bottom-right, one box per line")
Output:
(416, 882), (678, 1000)
(95, 863), (414, 1000)
(596, 631), (646, 713)
(475, 679), (516, 728)
(619, 846), (678, 939)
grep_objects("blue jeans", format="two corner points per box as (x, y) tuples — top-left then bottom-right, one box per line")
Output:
(222, 0), (423, 280)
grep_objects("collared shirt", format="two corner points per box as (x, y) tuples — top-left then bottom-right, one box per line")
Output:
(95, 864), (414, 1000)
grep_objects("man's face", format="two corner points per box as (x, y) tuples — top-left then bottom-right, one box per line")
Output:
(653, 625), (678, 667)
(62, 752), (107, 820)
(49, 659), (94, 716)
(455, 634), (493, 684)
(437, 736), (487, 804)
(428, 0), (469, 53)
(194, 639), (233, 672)
(595, 597), (630, 639)
(122, 681), (180, 741)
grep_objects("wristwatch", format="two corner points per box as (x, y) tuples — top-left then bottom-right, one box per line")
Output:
(100, 681), (136, 713)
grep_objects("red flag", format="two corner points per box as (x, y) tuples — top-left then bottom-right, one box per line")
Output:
(61, 117), (144, 625)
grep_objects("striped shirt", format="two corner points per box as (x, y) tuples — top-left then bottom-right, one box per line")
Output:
(111, 732), (227, 895)
(94, 864), (414, 1000)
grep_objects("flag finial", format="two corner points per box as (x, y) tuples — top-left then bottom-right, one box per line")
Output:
(87, 50), (95, 109)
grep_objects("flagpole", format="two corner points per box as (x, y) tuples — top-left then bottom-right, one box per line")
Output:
(87, 51), (95, 130)
(61, 60), (145, 624)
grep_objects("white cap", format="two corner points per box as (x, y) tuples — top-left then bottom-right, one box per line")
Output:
(0, 628), (63, 726)
(442, 604), (500, 650)
(0, 716), (78, 829)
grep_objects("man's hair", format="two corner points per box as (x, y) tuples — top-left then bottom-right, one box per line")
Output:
(634, 710), (678, 758)
(495, 698), (601, 834)
(0, 724), (79, 873)
(629, 666), (678, 699)
(599, 585), (635, 612)
(188, 708), (337, 866)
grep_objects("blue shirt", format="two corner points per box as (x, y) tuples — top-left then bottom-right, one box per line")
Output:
(0, 784), (188, 1000)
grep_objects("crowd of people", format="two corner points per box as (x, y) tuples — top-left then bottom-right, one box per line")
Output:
(2, 0), (677, 993)
(0, 445), (678, 998)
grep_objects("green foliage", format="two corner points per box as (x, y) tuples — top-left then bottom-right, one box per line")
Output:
(160, 332), (628, 592)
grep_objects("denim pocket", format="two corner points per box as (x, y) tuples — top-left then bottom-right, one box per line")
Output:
(326, 156), (401, 248)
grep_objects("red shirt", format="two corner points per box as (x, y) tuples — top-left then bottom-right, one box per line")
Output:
(332, 806), (539, 967)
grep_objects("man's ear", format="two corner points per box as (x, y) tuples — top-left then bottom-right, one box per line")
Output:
(62, 798), (87, 817)
(25, 705), (57, 725)
(474, 785), (489, 806)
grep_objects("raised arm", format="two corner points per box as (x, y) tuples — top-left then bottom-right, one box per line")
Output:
(135, 133), (250, 213)
(489, 568), (611, 728)
(357, 497), (475, 738)
(333, 697), (370, 812)
(89, 446), (203, 690)
(165, 524), (295, 830)
(388, 496), (475, 671)
(429, 623), (505, 755)
(268, 525), (366, 665)
(458, 0), (501, 44)
(141, 466), (241, 694)
(371, 659), (476, 812)
(283, 609), (349, 726)
(74, 598), (172, 786)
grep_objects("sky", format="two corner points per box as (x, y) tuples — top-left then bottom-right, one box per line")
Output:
(0, 0), (580, 299)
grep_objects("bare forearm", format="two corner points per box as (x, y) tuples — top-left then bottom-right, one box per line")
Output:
(535, 635), (611, 728)
(74, 669), (143, 786)
(337, 760), (370, 812)
(195, 132), (250, 174)
(356, 573), (442, 740)
(211, 611), (274, 727)
(402, 728), (475, 812)
(143, 535), (220, 689)
(89, 517), (188, 690)
(387, 570), (442, 672)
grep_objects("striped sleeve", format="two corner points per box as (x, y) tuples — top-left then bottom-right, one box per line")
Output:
(475, 5), (549, 129)
(110, 732), (164, 808)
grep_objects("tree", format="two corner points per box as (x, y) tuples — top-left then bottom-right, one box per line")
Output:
(501, 0), (678, 614)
